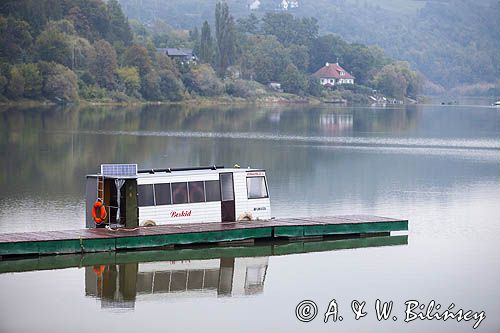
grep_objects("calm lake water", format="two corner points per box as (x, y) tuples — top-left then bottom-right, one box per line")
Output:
(0, 103), (499, 332)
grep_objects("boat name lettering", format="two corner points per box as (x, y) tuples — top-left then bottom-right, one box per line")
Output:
(170, 210), (192, 217)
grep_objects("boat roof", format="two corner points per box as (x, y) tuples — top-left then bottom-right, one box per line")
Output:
(87, 167), (266, 179)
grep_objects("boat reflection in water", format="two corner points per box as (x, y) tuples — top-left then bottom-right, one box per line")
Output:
(85, 256), (268, 309)
(82, 234), (407, 309)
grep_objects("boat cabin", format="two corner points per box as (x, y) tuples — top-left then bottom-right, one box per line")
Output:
(86, 165), (271, 228)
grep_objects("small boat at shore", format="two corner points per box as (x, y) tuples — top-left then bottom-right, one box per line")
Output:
(493, 101), (500, 107)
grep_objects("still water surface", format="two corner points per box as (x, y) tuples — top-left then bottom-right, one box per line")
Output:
(0, 103), (499, 332)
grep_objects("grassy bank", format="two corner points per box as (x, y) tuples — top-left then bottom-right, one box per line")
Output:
(0, 92), (324, 108)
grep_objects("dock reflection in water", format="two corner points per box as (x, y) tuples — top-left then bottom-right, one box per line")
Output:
(0, 234), (408, 309)
(82, 235), (406, 309)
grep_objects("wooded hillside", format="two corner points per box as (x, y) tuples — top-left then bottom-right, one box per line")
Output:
(0, 0), (422, 103)
(117, 0), (500, 91)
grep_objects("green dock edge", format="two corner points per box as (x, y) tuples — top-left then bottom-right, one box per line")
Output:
(274, 221), (408, 237)
(0, 235), (408, 274)
(0, 220), (408, 257)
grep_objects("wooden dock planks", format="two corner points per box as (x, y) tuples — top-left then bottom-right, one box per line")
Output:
(0, 215), (408, 257)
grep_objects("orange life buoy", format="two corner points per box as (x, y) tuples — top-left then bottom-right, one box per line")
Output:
(92, 265), (105, 276)
(92, 200), (107, 224)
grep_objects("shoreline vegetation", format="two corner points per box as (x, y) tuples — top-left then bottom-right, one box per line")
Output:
(0, 1), (425, 107)
(0, 91), (324, 107)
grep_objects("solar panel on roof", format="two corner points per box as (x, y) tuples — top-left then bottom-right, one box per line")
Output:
(101, 164), (137, 177)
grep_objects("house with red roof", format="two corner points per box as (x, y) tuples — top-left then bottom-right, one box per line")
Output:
(313, 62), (355, 86)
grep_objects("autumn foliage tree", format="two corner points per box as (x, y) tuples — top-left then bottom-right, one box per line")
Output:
(91, 39), (117, 89)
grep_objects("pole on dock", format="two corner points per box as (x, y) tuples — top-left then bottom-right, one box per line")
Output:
(125, 179), (138, 228)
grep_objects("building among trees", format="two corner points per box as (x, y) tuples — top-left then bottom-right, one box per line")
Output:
(280, 0), (299, 10)
(157, 48), (198, 64)
(313, 62), (355, 86)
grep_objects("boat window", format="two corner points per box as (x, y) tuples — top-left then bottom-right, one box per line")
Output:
(155, 183), (171, 205)
(138, 184), (155, 207)
(172, 182), (188, 204)
(247, 177), (268, 199)
(220, 173), (234, 201)
(205, 180), (221, 202)
(189, 181), (205, 203)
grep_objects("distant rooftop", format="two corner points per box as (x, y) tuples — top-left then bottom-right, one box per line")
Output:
(313, 62), (354, 79)
(157, 48), (195, 57)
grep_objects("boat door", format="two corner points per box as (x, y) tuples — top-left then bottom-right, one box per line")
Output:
(220, 173), (235, 222)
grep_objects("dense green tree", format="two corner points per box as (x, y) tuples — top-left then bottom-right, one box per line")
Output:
(307, 76), (323, 97)
(372, 63), (413, 99)
(156, 53), (179, 74)
(225, 79), (263, 98)
(391, 61), (422, 98)
(342, 44), (388, 84)
(69, 36), (94, 70)
(189, 26), (200, 55)
(236, 14), (259, 34)
(144, 39), (160, 64)
(240, 35), (290, 84)
(123, 44), (152, 77)
(281, 64), (308, 95)
(38, 61), (79, 101)
(91, 39), (117, 89)
(74, 0), (110, 42)
(0, 74), (7, 97)
(309, 34), (348, 73)
(65, 6), (93, 41)
(106, 0), (133, 45)
(184, 64), (223, 96)
(6, 66), (25, 99)
(18, 63), (42, 98)
(35, 21), (73, 67)
(47, 19), (77, 35)
(140, 70), (161, 100)
(214, 2), (237, 76)
(262, 13), (318, 47)
(288, 44), (309, 72)
(0, 16), (32, 62)
(116, 66), (140, 95)
(129, 19), (147, 37)
(158, 70), (185, 101)
(199, 21), (213, 64)
(122, 44), (159, 99)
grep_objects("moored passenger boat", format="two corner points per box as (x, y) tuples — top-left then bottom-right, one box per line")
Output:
(86, 164), (271, 228)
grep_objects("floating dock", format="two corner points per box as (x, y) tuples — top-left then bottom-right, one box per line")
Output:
(0, 215), (408, 257)
(0, 234), (408, 274)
